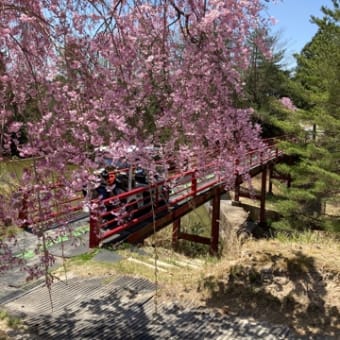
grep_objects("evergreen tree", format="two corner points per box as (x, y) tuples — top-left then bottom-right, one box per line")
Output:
(243, 30), (304, 138)
(244, 31), (288, 109)
(273, 0), (340, 231)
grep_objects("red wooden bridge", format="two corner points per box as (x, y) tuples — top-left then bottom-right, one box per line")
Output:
(19, 138), (290, 254)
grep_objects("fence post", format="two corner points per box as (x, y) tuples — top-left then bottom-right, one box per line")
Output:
(287, 174), (292, 188)
(89, 204), (101, 248)
(191, 170), (197, 196)
(210, 188), (220, 255)
(259, 166), (267, 226)
(234, 160), (240, 203)
(172, 218), (181, 247)
(268, 165), (273, 194)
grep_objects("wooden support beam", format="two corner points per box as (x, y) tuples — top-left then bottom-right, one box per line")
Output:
(270, 168), (292, 189)
(178, 232), (211, 245)
(234, 176), (240, 202)
(259, 166), (267, 225)
(287, 174), (292, 188)
(238, 188), (261, 200)
(210, 189), (220, 255)
(127, 184), (226, 244)
(89, 211), (101, 248)
(268, 165), (273, 194)
(172, 219), (180, 247)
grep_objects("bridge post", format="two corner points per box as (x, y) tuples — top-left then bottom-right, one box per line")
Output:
(287, 174), (292, 188)
(191, 170), (197, 196)
(172, 219), (181, 247)
(234, 174), (240, 203)
(234, 158), (240, 203)
(210, 188), (220, 255)
(259, 166), (267, 226)
(89, 207), (101, 248)
(268, 165), (273, 194)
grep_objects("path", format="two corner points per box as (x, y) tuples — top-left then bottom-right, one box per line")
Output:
(3, 274), (294, 339)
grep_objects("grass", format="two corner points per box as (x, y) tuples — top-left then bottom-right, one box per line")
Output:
(0, 158), (32, 191)
(137, 204), (217, 258)
(0, 309), (22, 331)
(33, 197), (340, 299)
(71, 249), (99, 263)
(53, 241), (213, 299)
(0, 226), (21, 240)
(275, 228), (340, 245)
(325, 196), (340, 216)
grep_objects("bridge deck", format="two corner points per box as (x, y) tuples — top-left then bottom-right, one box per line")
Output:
(20, 139), (287, 249)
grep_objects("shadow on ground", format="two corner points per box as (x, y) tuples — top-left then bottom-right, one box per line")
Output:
(201, 250), (340, 338)
(3, 275), (291, 339)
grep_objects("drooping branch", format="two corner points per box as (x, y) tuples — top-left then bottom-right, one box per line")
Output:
(0, 0), (271, 281)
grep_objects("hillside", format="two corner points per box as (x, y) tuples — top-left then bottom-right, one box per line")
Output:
(1, 165), (338, 338)
(0, 229), (339, 339)
(59, 232), (340, 338)
(170, 235), (340, 337)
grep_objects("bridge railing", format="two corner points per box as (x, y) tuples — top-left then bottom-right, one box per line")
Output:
(235, 138), (285, 173)
(17, 137), (286, 243)
(88, 160), (223, 247)
(88, 138), (288, 247)
(17, 183), (84, 230)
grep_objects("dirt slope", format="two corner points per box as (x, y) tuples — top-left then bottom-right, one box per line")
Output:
(170, 237), (340, 338)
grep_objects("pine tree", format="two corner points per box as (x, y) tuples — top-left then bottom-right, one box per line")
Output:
(273, 0), (340, 231)
(242, 30), (304, 138)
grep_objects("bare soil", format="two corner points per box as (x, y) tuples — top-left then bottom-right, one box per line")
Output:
(53, 203), (340, 338)
(160, 237), (340, 338)
(85, 226), (339, 338)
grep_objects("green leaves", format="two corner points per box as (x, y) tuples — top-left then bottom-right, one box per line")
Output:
(269, 1), (340, 232)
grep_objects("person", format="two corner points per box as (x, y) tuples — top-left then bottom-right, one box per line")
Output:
(94, 168), (125, 229)
(134, 166), (147, 185)
(96, 169), (117, 199)
(82, 168), (117, 199)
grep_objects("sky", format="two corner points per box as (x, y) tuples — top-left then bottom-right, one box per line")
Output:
(264, 0), (334, 69)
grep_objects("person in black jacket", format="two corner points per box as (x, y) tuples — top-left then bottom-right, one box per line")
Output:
(95, 168), (123, 229)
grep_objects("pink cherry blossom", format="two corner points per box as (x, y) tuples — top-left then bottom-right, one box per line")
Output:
(0, 0), (275, 280)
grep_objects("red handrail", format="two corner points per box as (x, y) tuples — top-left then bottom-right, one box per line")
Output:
(18, 137), (285, 242)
